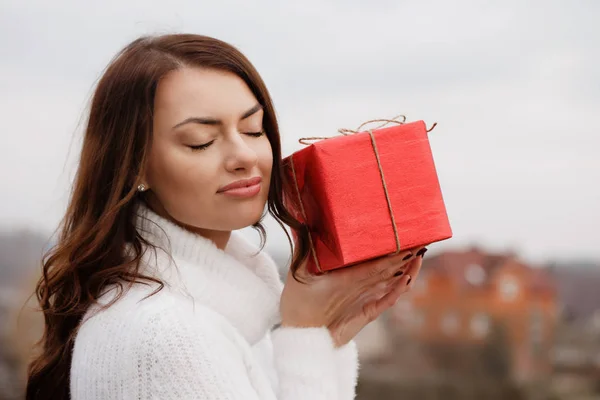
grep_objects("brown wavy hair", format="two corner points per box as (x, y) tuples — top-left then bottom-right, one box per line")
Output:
(26, 33), (311, 400)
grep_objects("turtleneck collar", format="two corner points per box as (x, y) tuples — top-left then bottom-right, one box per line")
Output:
(132, 201), (284, 345)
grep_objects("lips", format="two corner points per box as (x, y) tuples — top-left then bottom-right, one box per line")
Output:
(217, 176), (263, 193)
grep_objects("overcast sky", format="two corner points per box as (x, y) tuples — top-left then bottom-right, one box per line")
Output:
(0, 0), (598, 265)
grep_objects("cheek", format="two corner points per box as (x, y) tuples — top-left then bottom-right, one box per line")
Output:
(149, 146), (218, 201)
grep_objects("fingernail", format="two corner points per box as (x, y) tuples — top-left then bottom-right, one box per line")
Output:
(394, 270), (404, 277)
(402, 253), (413, 261)
(417, 248), (428, 257)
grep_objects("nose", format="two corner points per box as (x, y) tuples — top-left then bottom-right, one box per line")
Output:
(224, 133), (258, 172)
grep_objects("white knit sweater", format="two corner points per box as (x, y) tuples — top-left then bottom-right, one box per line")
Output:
(70, 202), (360, 399)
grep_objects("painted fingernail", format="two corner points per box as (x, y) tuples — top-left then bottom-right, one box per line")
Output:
(402, 253), (413, 261)
(394, 270), (404, 277)
(416, 248), (428, 257)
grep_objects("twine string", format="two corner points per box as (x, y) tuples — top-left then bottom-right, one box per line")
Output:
(366, 129), (401, 254)
(288, 154), (323, 274)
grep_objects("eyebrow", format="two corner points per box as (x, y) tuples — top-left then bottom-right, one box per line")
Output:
(172, 103), (263, 130)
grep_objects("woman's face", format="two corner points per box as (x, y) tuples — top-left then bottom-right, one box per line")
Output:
(143, 67), (272, 239)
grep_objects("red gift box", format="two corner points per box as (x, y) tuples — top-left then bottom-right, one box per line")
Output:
(282, 118), (452, 275)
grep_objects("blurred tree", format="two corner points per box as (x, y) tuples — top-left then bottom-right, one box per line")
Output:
(0, 229), (49, 287)
(1, 270), (44, 399)
(479, 320), (512, 380)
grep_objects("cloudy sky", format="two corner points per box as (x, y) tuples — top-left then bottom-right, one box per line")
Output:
(1, 0), (598, 265)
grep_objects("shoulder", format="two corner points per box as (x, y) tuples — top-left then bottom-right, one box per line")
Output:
(79, 284), (229, 332)
(71, 287), (259, 398)
(75, 285), (244, 359)
(72, 286), (250, 384)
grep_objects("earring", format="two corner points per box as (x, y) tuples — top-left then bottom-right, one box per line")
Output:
(137, 184), (147, 192)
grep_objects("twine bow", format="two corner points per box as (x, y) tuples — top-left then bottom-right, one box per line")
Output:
(290, 115), (437, 274)
(298, 114), (437, 145)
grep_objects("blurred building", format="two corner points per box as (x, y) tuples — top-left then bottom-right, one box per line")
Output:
(387, 247), (558, 383)
(548, 263), (600, 395)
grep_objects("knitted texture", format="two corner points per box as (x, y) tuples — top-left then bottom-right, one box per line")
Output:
(70, 202), (359, 399)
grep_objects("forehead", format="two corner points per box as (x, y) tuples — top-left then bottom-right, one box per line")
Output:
(154, 67), (259, 120)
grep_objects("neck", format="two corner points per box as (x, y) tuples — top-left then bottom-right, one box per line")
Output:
(189, 227), (231, 250)
(142, 196), (231, 250)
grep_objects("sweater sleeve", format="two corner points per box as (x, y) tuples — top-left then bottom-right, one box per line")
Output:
(270, 326), (341, 399)
(333, 340), (360, 400)
(131, 305), (341, 400)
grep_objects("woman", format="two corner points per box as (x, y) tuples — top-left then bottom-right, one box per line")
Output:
(26, 34), (426, 399)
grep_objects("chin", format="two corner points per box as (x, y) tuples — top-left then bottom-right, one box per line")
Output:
(225, 206), (266, 230)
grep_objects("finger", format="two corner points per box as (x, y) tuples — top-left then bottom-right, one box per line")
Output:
(347, 248), (422, 284)
(356, 278), (399, 305)
(387, 246), (425, 279)
(404, 245), (429, 283)
(377, 275), (411, 312)
(403, 256), (424, 287)
(362, 274), (411, 322)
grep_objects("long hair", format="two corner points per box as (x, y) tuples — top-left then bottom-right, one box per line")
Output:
(26, 33), (311, 400)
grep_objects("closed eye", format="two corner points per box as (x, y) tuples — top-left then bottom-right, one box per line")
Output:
(188, 140), (215, 151)
(188, 131), (264, 151)
(245, 131), (265, 137)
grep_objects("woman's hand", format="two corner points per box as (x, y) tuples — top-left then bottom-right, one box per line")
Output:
(279, 247), (426, 347)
